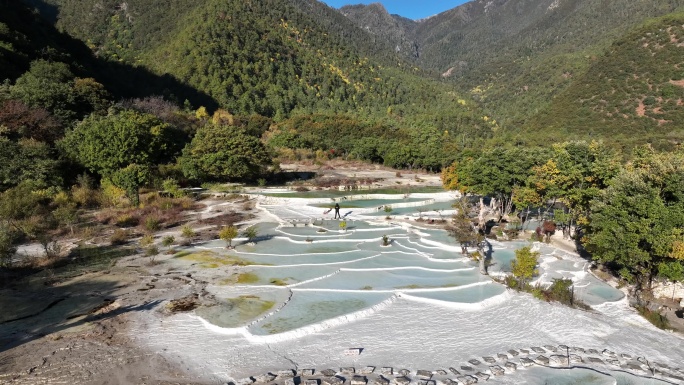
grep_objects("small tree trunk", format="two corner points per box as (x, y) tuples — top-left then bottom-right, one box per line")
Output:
(478, 243), (488, 275)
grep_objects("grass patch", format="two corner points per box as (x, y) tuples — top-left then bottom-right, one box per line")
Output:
(175, 251), (259, 268)
(636, 305), (671, 330)
(269, 278), (290, 286)
(360, 285), (373, 290)
(236, 272), (259, 284)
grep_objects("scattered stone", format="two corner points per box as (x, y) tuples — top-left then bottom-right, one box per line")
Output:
(394, 376), (411, 385)
(482, 357), (496, 364)
(586, 348), (598, 355)
(283, 379), (295, 385)
(253, 374), (277, 383)
(340, 368), (355, 375)
(519, 358), (535, 367)
(456, 375), (478, 385)
(496, 353), (508, 361)
(573, 347), (587, 354)
(489, 366), (504, 376)
(322, 377), (344, 385)
(624, 363), (647, 373)
(301, 369), (315, 376)
(473, 372), (490, 381)
(380, 368), (393, 376)
(531, 347), (546, 354)
(654, 362), (670, 369)
(435, 370), (447, 376)
(321, 369), (337, 377)
(399, 369), (410, 376)
(569, 354), (583, 364)
(416, 370), (432, 378)
(460, 366), (473, 372)
(305, 380), (319, 385)
(351, 375), (367, 385)
(549, 355), (569, 366)
(558, 345), (569, 350)
(278, 370), (296, 379)
(621, 353), (632, 359)
(504, 362), (517, 372)
(534, 356), (550, 366)
(507, 350), (519, 356)
(360, 367), (375, 375)
(448, 367), (460, 375)
(417, 380), (435, 385)
(374, 376), (390, 385)
(468, 359), (481, 366)
(602, 349), (616, 357)
(606, 359), (620, 366)
(544, 345), (558, 352)
(519, 349), (530, 354)
(444, 379), (459, 385)
(587, 357), (604, 364)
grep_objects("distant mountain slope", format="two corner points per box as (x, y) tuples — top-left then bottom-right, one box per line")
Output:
(524, 12), (684, 149)
(31, 0), (491, 144)
(339, 0), (684, 129)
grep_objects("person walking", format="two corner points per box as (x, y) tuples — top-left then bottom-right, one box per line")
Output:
(334, 203), (341, 219)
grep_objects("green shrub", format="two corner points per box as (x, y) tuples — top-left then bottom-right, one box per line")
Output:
(144, 216), (162, 232)
(110, 229), (130, 245)
(161, 235), (175, 247)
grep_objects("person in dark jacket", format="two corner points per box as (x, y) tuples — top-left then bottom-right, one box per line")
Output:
(334, 203), (341, 219)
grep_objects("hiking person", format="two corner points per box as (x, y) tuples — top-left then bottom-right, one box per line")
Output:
(334, 203), (341, 219)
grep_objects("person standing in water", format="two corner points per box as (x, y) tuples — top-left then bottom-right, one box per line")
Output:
(334, 203), (341, 219)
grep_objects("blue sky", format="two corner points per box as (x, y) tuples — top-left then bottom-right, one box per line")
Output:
(319, 1), (469, 20)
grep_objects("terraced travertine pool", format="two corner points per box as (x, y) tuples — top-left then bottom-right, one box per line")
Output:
(149, 192), (682, 384)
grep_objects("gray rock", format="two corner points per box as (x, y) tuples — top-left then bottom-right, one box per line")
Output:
(399, 369), (410, 376)
(624, 363), (646, 373)
(417, 380), (435, 385)
(569, 354), (583, 364)
(322, 377), (344, 385)
(587, 357), (604, 364)
(380, 368), (393, 376)
(606, 359), (620, 366)
(394, 376), (411, 385)
(504, 362), (517, 372)
(253, 374), (277, 383)
(305, 380), (319, 385)
(520, 358), (535, 367)
(301, 369), (315, 377)
(468, 359), (481, 366)
(507, 350), (519, 356)
(482, 357), (496, 364)
(460, 366), (473, 371)
(519, 349), (530, 354)
(531, 347), (546, 354)
(496, 353), (508, 361)
(444, 379), (459, 385)
(351, 375), (367, 385)
(621, 353), (632, 359)
(360, 367), (375, 375)
(574, 347), (587, 354)
(549, 355), (569, 366)
(544, 345), (558, 352)
(456, 376), (478, 385)
(435, 370), (447, 376)
(602, 349), (617, 357)
(374, 377), (390, 385)
(474, 372), (490, 381)
(321, 369), (337, 377)
(340, 368), (355, 375)
(284, 379), (295, 385)
(534, 355), (550, 365)
(416, 370), (432, 378)
(448, 367), (460, 375)
(278, 370), (296, 379)
(489, 366), (504, 376)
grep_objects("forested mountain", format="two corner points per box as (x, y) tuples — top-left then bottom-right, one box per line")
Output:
(524, 12), (684, 149)
(341, 0), (684, 129)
